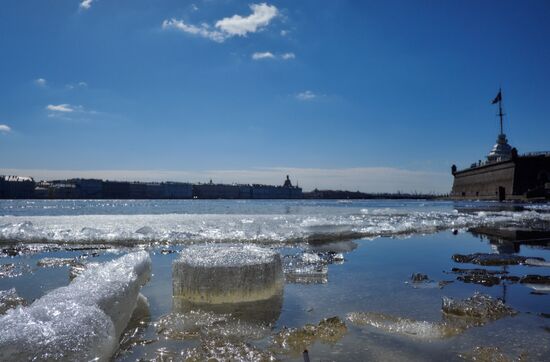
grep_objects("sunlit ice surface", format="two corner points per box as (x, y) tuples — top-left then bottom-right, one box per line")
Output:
(0, 199), (549, 360)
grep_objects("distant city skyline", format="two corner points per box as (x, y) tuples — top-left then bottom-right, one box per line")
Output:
(1, 1), (549, 193)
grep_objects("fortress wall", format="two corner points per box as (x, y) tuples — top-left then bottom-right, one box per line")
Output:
(451, 161), (516, 199)
(513, 156), (550, 195)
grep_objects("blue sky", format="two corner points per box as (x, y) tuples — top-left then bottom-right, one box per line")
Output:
(1, 0), (549, 193)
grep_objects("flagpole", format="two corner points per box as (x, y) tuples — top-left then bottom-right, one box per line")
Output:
(498, 88), (504, 135)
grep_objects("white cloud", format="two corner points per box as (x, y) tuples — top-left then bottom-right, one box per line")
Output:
(296, 90), (317, 101)
(162, 3), (278, 42)
(280, 30), (290, 36)
(162, 19), (226, 43)
(281, 52), (295, 60)
(35, 78), (47, 87)
(191, 4), (199, 11)
(66, 81), (88, 90)
(0, 167), (451, 193)
(252, 51), (275, 60)
(0, 124), (11, 134)
(46, 104), (76, 113)
(251, 51), (295, 60)
(80, 0), (93, 10)
(215, 3), (278, 36)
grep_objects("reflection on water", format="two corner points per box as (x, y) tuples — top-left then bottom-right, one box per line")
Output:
(172, 293), (283, 325)
(469, 226), (550, 254)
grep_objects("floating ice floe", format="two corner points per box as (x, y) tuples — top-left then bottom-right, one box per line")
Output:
(273, 316), (347, 354)
(0, 251), (151, 361)
(524, 258), (550, 267)
(406, 273), (440, 289)
(452, 253), (546, 266)
(173, 244), (283, 305)
(346, 312), (462, 339)
(520, 275), (550, 292)
(347, 293), (517, 340)
(442, 293), (517, 320)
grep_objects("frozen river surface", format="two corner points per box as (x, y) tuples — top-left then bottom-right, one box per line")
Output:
(0, 200), (549, 361)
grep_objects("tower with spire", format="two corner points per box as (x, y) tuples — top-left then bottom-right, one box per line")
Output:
(486, 88), (513, 163)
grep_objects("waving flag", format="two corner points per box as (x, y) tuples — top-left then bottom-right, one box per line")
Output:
(491, 91), (502, 104)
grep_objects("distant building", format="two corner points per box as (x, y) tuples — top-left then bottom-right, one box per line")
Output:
(0, 175), (35, 199)
(1, 175), (303, 199)
(451, 91), (550, 200)
(102, 181), (131, 199)
(193, 182), (241, 199)
(162, 182), (193, 199)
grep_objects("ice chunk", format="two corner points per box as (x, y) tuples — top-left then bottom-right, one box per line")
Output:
(301, 252), (321, 264)
(0, 263), (17, 278)
(135, 226), (154, 235)
(452, 253), (545, 266)
(346, 312), (462, 339)
(524, 258), (550, 267)
(68, 260), (101, 280)
(442, 293), (516, 320)
(0, 288), (26, 314)
(37, 257), (79, 268)
(285, 265), (328, 284)
(183, 337), (275, 361)
(173, 244), (283, 304)
(0, 251), (152, 361)
(273, 316), (347, 354)
(116, 293), (152, 358)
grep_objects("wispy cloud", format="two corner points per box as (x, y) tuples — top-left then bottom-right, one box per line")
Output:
(252, 51), (295, 60)
(46, 104), (76, 113)
(280, 30), (290, 36)
(252, 51), (275, 60)
(162, 3), (279, 43)
(296, 90), (317, 101)
(35, 78), (47, 87)
(0, 167), (451, 193)
(281, 52), (295, 60)
(0, 124), (11, 134)
(162, 19), (226, 43)
(65, 81), (88, 90)
(80, 0), (93, 10)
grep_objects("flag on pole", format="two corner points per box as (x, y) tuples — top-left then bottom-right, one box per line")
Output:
(491, 91), (502, 104)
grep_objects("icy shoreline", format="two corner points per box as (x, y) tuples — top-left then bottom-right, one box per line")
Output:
(1, 208), (549, 245)
(0, 251), (151, 361)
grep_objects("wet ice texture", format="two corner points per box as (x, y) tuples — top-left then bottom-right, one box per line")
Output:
(1, 207), (549, 244)
(0, 251), (152, 361)
(442, 293), (517, 320)
(452, 253), (546, 266)
(273, 316), (348, 355)
(346, 312), (462, 339)
(173, 244), (283, 304)
(183, 337), (275, 362)
(0, 288), (26, 314)
(347, 293), (517, 340)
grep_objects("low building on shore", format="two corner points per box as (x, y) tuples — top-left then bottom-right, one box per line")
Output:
(0, 175), (35, 199)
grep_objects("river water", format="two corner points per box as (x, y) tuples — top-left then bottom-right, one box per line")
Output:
(1, 199), (549, 361)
